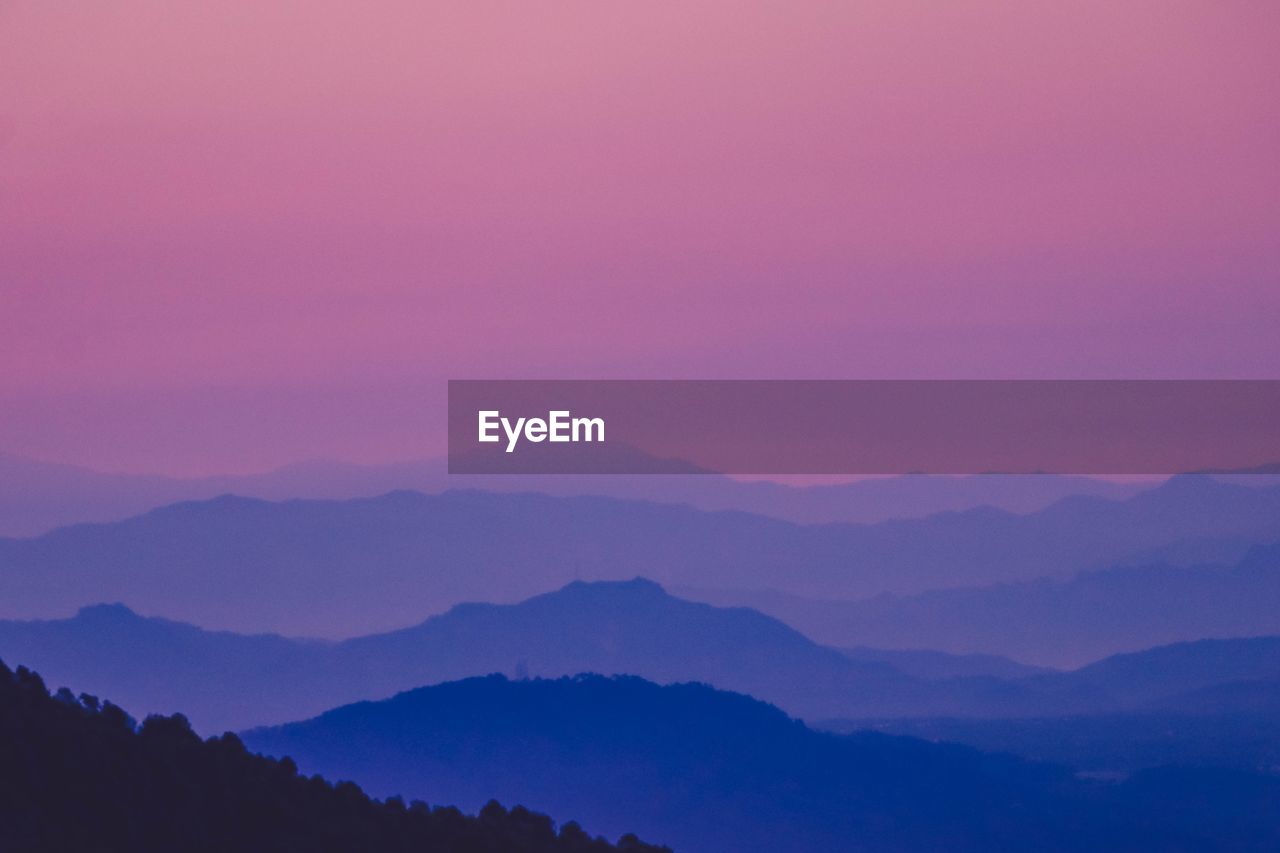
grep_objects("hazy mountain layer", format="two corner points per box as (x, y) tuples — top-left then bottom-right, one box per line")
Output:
(0, 451), (1146, 536)
(5, 579), (1279, 735)
(688, 542), (1280, 667)
(3, 474), (1276, 637)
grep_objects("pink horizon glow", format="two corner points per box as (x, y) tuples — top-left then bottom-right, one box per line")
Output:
(2, 2), (1278, 475)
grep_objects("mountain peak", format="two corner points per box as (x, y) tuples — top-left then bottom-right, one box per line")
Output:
(75, 602), (141, 621)
(545, 577), (676, 609)
(561, 577), (668, 596)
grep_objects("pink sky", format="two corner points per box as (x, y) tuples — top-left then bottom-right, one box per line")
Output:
(2, 1), (1278, 474)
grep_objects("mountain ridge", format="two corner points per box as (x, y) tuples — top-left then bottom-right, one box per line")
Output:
(4, 476), (1279, 637)
(687, 541), (1280, 666)
(5, 577), (1279, 735)
(0, 449), (1151, 536)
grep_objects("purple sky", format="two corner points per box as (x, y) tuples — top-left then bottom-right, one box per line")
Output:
(2, 2), (1278, 474)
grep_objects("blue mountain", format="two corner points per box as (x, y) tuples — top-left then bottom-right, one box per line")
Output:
(699, 541), (1280, 666)
(243, 673), (1280, 853)
(2, 475), (1277, 638)
(0, 579), (1041, 732)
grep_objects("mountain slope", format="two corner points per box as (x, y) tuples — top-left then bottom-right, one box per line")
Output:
(0, 661), (665, 853)
(243, 674), (1280, 853)
(1053, 636), (1280, 705)
(694, 542), (1280, 667)
(0, 579), (1038, 732)
(329, 578), (943, 721)
(3, 476), (1278, 636)
(7, 577), (1280, 734)
(0, 602), (328, 731)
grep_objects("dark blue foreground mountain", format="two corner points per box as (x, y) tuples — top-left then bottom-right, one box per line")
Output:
(243, 674), (1280, 853)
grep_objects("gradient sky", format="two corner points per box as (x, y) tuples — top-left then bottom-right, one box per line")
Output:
(2, 1), (1278, 474)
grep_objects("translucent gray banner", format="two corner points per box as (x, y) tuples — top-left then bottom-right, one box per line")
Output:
(448, 380), (1280, 475)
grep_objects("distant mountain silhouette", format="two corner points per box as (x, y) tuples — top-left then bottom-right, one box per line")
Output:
(822, 638), (1280, 775)
(1048, 636), (1280, 706)
(0, 452), (198, 539)
(4, 475), (1278, 637)
(329, 579), (944, 723)
(0, 602), (328, 732)
(0, 660), (666, 853)
(243, 674), (1280, 853)
(0, 579), (1053, 732)
(693, 542), (1280, 667)
(6, 576), (1280, 745)
(0, 450), (1149, 536)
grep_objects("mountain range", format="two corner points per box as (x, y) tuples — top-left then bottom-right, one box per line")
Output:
(693, 542), (1280, 666)
(0, 451), (1148, 536)
(242, 673), (1280, 853)
(829, 705), (1280, 777)
(6, 578), (1280, 736)
(0, 579), (1028, 732)
(3, 474), (1277, 638)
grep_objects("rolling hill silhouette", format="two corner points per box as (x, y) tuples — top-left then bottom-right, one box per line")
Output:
(821, 637), (1280, 775)
(0, 450), (1146, 536)
(706, 543), (1280, 666)
(2, 475), (1277, 637)
(0, 579), (1045, 732)
(1049, 635), (1280, 705)
(242, 673), (1280, 853)
(6, 579), (1280, 739)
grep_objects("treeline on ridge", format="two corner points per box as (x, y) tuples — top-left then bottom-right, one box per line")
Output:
(0, 659), (666, 853)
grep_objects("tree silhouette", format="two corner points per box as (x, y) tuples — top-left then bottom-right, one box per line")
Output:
(0, 659), (668, 853)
